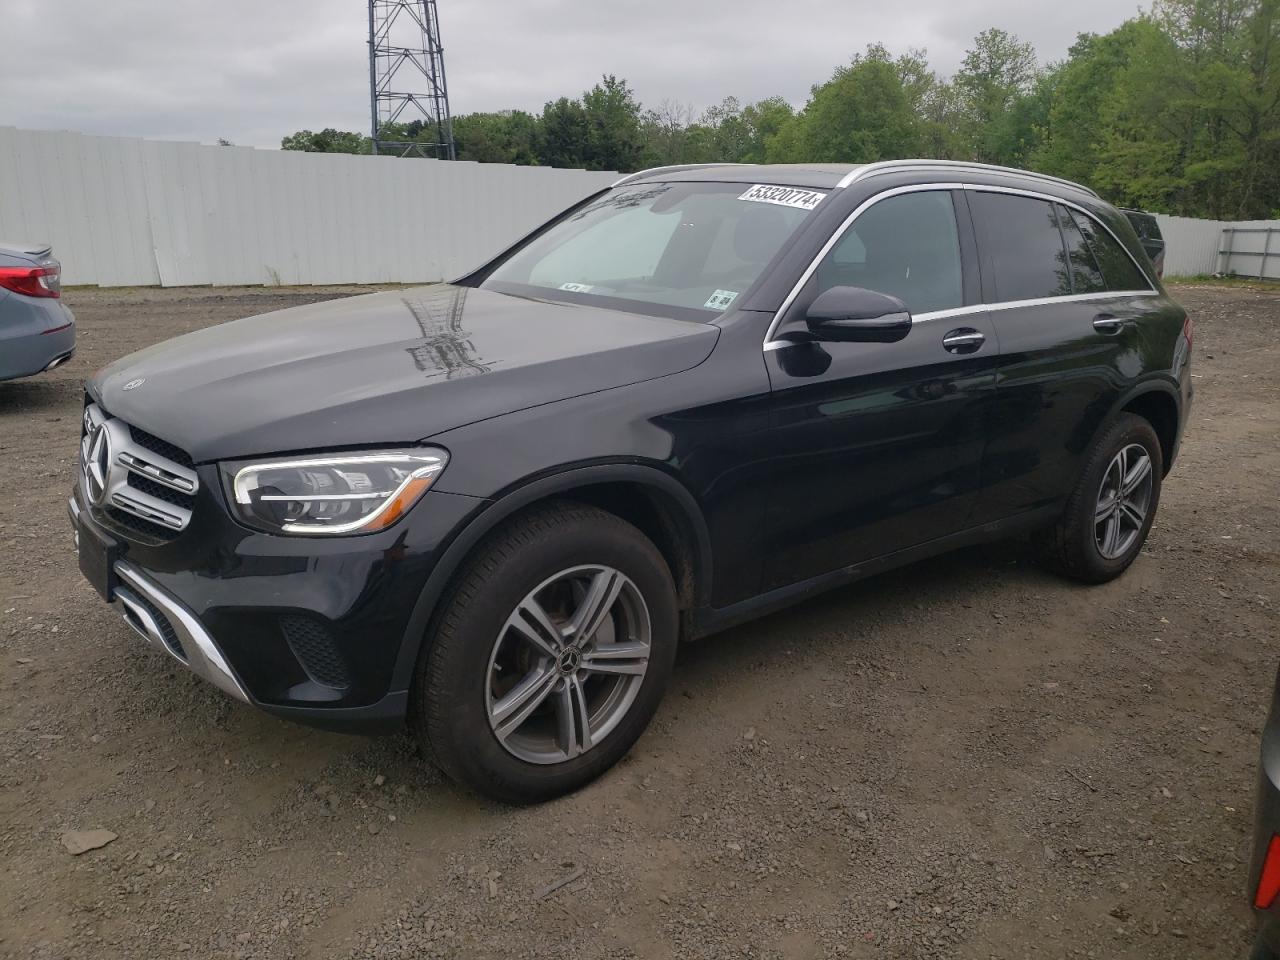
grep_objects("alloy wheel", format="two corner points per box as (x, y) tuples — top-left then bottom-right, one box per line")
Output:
(485, 565), (651, 765)
(1094, 443), (1154, 560)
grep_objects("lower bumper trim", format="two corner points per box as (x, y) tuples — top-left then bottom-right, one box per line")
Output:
(113, 561), (251, 704)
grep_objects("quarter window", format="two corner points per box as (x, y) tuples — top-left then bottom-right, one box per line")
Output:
(970, 192), (1072, 302)
(1066, 209), (1150, 292)
(1057, 204), (1106, 294)
(814, 190), (963, 315)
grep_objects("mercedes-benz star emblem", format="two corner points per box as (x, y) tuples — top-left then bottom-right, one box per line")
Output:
(122, 378), (146, 391)
(84, 424), (112, 505)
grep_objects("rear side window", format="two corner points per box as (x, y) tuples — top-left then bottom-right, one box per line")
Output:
(1068, 209), (1151, 292)
(970, 192), (1072, 302)
(814, 190), (963, 314)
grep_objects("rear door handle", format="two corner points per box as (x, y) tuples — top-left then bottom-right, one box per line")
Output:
(1093, 313), (1127, 334)
(942, 328), (986, 353)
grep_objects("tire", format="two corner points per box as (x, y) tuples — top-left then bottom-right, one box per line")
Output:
(410, 501), (678, 804)
(1033, 413), (1163, 584)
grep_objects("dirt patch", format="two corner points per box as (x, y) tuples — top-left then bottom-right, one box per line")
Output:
(0, 283), (1276, 958)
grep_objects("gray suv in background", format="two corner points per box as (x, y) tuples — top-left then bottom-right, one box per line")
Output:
(0, 242), (74, 382)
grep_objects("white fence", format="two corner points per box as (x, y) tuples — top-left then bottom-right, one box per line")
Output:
(1156, 213), (1280, 279)
(1220, 222), (1280, 280)
(1154, 215), (1223, 277)
(0, 126), (617, 287)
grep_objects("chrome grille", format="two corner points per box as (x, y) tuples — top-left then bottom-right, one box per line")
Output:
(80, 402), (198, 536)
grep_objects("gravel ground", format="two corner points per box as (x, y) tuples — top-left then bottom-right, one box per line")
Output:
(0, 282), (1276, 959)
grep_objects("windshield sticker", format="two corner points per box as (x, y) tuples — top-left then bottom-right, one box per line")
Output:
(704, 289), (739, 311)
(738, 184), (827, 211)
(559, 282), (594, 293)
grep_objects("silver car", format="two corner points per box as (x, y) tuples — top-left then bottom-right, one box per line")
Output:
(0, 242), (74, 382)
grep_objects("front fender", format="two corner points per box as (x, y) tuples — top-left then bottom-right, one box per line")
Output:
(387, 461), (713, 693)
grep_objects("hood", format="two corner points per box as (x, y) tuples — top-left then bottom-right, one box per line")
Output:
(90, 285), (718, 463)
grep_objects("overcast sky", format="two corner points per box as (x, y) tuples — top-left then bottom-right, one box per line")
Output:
(3, 0), (1144, 149)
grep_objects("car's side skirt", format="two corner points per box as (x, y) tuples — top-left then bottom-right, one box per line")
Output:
(684, 504), (1061, 641)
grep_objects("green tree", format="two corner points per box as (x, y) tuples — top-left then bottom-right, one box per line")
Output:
(538, 97), (590, 168)
(280, 128), (372, 154)
(954, 28), (1040, 163)
(640, 100), (704, 165)
(1085, 0), (1280, 217)
(581, 75), (647, 171)
(701, 97), (751, 161)
(1033, 23), (1153, 185)
(771, 45), (925, 163)
(452, 111), (540, 164)
(738, 98), (797, 162)
(1153, 0), (1280, 217)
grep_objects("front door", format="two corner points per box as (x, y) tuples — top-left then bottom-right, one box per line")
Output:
(760, 188), (998, 591)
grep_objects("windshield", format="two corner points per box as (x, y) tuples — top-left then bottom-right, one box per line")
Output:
(480, 181), (825, 319)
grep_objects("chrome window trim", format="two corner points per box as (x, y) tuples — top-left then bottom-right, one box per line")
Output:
(762, 182), (1158, 351)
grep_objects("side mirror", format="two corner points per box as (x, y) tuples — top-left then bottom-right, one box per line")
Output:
(804, 286), (912, 343)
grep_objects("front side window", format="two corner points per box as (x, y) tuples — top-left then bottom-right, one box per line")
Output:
(813, 190), (964, 315)
(970, 191), (1072, 302)
(482, 182), (820, 317)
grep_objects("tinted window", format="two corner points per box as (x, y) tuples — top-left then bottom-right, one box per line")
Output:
(1125, 211), (1161, 242)
(1057, 204), (1106, 294)
(1069, 209), (1150, 292)
(815, 191), (963, 314)
(971, 192), (1071, 301)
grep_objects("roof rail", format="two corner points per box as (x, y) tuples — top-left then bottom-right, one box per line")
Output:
(611, 163), (743, 188)
(837, 160), (1099, 198)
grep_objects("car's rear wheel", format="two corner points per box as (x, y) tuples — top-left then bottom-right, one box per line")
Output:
(1033, 413), (1163, 583)
(410, 501), (678, 804)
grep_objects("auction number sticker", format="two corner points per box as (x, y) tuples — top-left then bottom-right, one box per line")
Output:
(704, 289), (739, 311)
(559, 282), (594, 293)
(738, 184), (827, 210)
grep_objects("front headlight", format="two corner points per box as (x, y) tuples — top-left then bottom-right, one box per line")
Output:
(224, 448), (448, 536)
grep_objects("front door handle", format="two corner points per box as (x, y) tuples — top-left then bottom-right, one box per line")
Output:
(1093, 313), (1127, 334)
(942, 328), (986, 353)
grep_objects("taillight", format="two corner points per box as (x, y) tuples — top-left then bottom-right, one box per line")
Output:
(1182, 315), (1193, 347)
(0, 261), (61, 299)
(1258, 835), (1280, 909)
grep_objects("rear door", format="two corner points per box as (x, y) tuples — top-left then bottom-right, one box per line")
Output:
(967, 189), (1161, 523)
(760, 187), (999, 589)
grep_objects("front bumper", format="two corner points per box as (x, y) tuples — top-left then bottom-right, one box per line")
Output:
(71, 495), (247, 701)
(68, 474), (484, 732)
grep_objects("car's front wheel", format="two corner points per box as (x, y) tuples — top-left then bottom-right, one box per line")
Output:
(410, 501), (678, 803)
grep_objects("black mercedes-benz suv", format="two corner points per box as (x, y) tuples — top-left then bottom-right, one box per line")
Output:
(70, 160), (1192, 803)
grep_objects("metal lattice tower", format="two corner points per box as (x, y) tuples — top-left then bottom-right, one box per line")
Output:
(368, 0), (456, 159)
